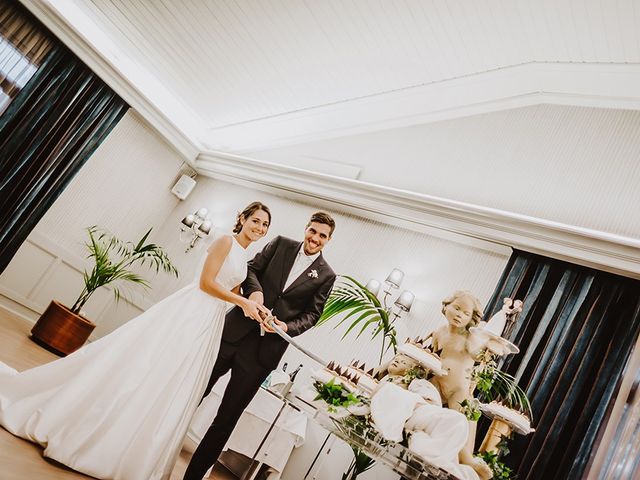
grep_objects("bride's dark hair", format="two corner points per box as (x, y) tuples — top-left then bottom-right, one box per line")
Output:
(233, 202), (271, 233)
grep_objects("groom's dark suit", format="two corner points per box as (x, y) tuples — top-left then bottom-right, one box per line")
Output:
(184, 235), (335, 480)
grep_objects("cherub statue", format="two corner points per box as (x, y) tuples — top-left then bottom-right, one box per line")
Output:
(317, 294), (526, 479)
(375, 352), (430, 389)
(370, 351), (480, 480)
(427, 291), (493, 480)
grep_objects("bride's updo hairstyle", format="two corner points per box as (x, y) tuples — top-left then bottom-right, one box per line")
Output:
(233, 201), (271, 233)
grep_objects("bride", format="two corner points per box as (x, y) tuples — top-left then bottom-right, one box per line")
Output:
(0, 201), (272, 480)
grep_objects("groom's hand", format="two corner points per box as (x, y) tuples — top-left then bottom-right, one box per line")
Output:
(262, 317), (288, 334)
(255, 305), (271, 322)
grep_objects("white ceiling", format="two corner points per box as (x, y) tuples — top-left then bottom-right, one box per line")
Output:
(26, 0), (640, 152)
(21, 0), (640, 276)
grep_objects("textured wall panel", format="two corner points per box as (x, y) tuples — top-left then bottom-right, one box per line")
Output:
(0, 110), (186, 331)
(33, 110), (183, 248)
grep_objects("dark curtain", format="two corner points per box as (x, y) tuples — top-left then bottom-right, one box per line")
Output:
(481, 250), (640, 479)
(0, 0), (129, 274)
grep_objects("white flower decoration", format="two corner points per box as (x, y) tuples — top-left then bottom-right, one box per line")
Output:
(308, 269), (318, 279)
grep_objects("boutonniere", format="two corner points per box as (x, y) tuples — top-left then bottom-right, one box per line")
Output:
(308, 269), (318, 279)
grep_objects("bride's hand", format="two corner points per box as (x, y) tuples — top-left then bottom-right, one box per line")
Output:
(241, 299), (267, 322)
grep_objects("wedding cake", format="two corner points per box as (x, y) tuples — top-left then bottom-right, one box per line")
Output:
(347, 360), (379, 393)
(312, 361), (360, 392)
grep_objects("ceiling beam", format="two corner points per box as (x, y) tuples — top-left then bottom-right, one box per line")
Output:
(204, 62), (640, 153)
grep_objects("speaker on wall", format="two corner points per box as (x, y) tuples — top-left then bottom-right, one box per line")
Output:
(171, 174), (196, 200)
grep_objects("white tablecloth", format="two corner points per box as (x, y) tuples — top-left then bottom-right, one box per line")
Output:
(184, 374), (307, 474)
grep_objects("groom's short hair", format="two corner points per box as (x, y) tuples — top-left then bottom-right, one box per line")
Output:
(308, 211), (335, 236)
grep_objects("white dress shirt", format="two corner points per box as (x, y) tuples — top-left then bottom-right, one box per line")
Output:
(283, 245), (319, 291)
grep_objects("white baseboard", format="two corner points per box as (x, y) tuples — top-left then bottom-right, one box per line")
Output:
(0, 295), (39, 326)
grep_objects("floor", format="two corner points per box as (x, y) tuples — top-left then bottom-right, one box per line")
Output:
(0, 307), (236, 480)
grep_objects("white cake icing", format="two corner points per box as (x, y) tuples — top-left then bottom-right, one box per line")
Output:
(312, 368), (338, 385)
(480, 401), (534, 434)
(356, 374), (378, 393)
(398, 343), (446, 376)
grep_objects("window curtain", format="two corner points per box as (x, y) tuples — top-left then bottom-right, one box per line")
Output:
(481, 250), (640, 479)
(0, 0), (129, 274)
(0, 3), (52, 114)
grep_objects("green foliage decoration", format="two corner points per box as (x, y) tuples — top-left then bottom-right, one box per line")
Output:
(341, 446), (376, 480)
(473, 360), (533, 420)
(401, 365), (429, 386)
(334, 416), (377, 480)
(317, 275), (397, 362)
(460, 398), (482, 422)
(476, 451), (514, 480)
(313, 379), (364, 412)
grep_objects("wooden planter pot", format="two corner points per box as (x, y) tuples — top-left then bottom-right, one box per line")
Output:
(30, 300), (96, 356)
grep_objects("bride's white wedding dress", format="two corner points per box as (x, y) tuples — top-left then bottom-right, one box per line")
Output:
(0, 236), (248, 480)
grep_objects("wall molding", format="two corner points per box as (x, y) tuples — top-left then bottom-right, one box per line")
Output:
(197, 152), (640, 278)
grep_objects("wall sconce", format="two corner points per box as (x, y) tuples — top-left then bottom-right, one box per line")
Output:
(366, 268), (414, 321)
(180, 207), (212, 253)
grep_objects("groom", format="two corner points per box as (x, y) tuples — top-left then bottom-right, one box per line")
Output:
(183, 211), (337, 480)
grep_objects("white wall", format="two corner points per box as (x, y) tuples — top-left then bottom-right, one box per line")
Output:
(249, 104), (640, 240)
(33, 111), (183, 248)
(150, 176), (509, 357)
(146, 174), (510, 365)
(0, 110), (187, 337)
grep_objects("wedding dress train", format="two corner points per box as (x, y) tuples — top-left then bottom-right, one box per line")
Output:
(0, 237), (248, 480)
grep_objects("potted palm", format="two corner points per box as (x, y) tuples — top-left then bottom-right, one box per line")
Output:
(30, 226), (178, 356)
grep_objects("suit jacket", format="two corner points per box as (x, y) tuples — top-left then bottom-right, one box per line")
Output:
(222, 235), (336, 369)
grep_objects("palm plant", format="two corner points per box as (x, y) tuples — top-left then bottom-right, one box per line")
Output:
(317, 275), (397, 363)
(70, 226), (178, 314)
(333, 416), (378, 480)
(341, 447), (376, 480)
(474, 360), (533, 419)
(476, 368), (533, 419)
